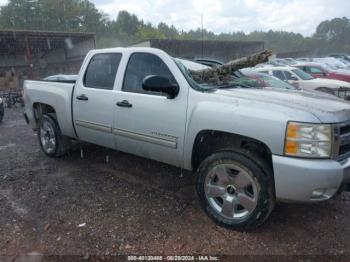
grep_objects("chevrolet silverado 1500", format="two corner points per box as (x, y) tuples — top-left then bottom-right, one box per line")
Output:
(23, 47), (350, 230)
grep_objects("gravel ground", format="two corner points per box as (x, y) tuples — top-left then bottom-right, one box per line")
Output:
(0, 108), (350, 260)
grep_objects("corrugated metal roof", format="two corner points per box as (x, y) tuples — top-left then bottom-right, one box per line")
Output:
(0, 29), (95, 37)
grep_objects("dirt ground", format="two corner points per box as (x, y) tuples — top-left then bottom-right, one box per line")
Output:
(0, 108), (350, 260)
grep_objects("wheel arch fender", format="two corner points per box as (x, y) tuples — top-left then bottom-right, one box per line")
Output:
(183, 101), (287, 170)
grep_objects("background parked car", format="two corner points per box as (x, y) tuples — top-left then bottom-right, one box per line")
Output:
(312, 57), (350, 70)
(295, 62), (350, 83)
(186, 59), (297, 90)
(255, 66), (350, 98)
(329, 53), (350, 63)
(176, 58), (211, 71)
(238, 69), (298, 90)
(193, 58), (224, 67)
(282, 58), (298, 65)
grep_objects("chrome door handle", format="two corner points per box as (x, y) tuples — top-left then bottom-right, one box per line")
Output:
(76, 94), (88, 101)
(116, 100), (132, 108)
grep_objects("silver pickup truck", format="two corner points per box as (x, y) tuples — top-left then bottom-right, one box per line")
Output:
(23, 47), (350, 230)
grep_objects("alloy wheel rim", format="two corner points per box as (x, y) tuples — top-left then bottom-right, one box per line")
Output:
(40, 120), (56, 154)
(204, 163), (260, 221)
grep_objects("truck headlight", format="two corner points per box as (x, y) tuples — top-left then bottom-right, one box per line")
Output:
(284, 122), (332, 158)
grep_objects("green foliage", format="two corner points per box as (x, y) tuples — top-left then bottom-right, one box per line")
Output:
(313, 17), (350, 53)
(0, 0), (349, 53)
(0, 0), (108, 34)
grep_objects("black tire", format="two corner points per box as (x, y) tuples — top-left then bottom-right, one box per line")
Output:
(196, 150), (275, 231)
(315, 87), (336, 96)
(0, 105), (3, 123)
(38, 114), (70, 157)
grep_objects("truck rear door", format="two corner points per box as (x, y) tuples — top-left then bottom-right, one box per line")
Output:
(113, 51), (188, 167)
(73, 53), (122, 149)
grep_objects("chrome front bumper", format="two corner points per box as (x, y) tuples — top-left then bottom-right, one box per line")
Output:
(273, 155), (350, 202)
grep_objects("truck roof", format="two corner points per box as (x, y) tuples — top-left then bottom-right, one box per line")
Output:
(89, 47), (167, 55)
(255, 66), (297, 71)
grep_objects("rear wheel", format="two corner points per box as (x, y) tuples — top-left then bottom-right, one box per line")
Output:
(196, 150), (275, 231)
(38, 115), (70, 157)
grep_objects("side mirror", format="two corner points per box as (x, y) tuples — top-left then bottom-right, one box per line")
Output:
(289, 76), (298, 81)
(142, 75), (179, 99)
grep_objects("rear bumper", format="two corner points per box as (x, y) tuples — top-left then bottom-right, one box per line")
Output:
(273, 155), (350, 202)
(23, 108), (37, 130)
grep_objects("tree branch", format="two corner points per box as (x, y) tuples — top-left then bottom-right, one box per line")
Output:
(189, 49), (273, 85)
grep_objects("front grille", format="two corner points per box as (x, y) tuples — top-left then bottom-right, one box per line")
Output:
(337, 87), (350, 99)
(335, 121), (350, 160)
(339, 143), (350, 156)
(340, 124), (350, 135)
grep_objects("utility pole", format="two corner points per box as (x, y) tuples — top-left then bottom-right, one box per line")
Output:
(201, 14), (204, 59)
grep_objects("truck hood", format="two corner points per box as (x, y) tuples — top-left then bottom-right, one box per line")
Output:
(308, 78), (350, 88)
(214, 88), (350, 123)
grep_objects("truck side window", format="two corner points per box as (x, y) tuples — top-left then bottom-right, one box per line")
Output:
(272, 70), (285, 81)
(84, 53), (122, 90)
(123, 53), (177, 95)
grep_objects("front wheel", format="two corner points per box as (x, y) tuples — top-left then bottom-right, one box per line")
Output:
(196, 150), (275, 231)
(315, 87), (336, 96)
(38, 115), (70, 157)
(0, 103), (4, 123)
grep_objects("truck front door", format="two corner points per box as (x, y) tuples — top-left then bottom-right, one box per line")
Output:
(114, 52), (188, 167)
(73, 53), (122, 149)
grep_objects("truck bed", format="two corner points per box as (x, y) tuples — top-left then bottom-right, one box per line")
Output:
(23, 80), (77, 138)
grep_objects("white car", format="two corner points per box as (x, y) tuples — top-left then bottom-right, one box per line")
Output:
(255, 66), (350, 97)
(312, 57), (349, 70)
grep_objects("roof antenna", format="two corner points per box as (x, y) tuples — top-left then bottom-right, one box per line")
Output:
(201, 14), (204, 80)
(201, 14), (204, 60)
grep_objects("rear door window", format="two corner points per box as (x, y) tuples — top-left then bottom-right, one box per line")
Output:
(84, 53), (122, 90)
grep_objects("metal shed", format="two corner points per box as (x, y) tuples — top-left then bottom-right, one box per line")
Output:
(0, 29), (95, 91)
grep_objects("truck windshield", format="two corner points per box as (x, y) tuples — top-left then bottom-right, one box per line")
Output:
(174, 58), (246, 91)
(242, 72), (297, 90)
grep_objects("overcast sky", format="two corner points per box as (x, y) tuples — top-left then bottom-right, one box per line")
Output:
(0, 0), (349, 36)
(93, 0), (350, 36)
